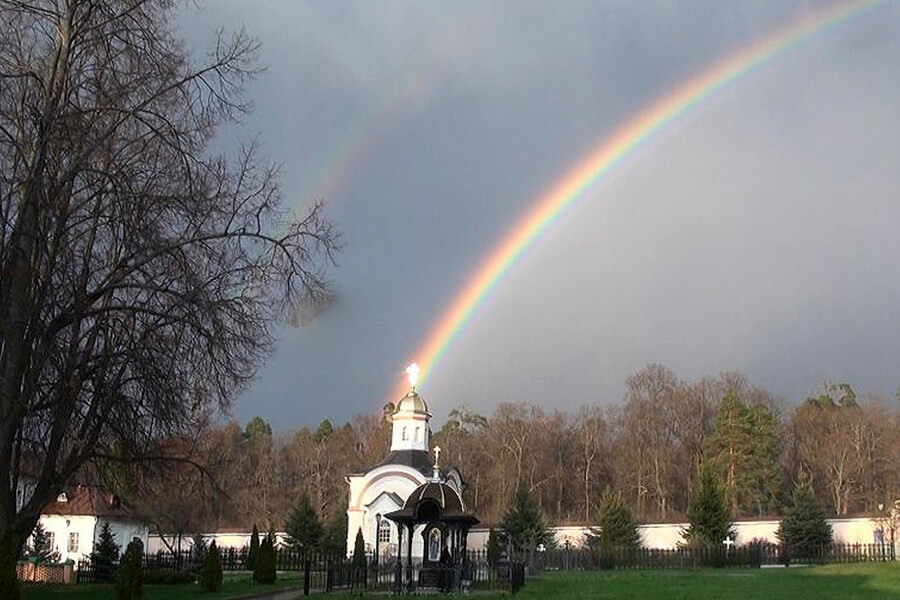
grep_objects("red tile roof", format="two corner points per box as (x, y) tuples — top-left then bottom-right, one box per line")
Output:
(42, 485), (141, 520)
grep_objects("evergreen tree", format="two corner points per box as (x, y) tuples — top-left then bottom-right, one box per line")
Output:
(704, 388), (781, 516)
(321, 512), (349, 556)
(247, 524), (260, 570)
(191, 533), (207, 561)
(253, 533), (276, 584)
(351, 528), (366, 590)
(29, 522), (59, 565)
(285, 494), (323, 550)
(777, 471), (833, 558)
(91, 523), (120, 582)
(683, 464), (736, 547)
(588, 489), (641, 551)
(486, 529), (502, 567)
(116, 539), (143, 600)
(499, 487), (553, 555)
(315, 419), (334, 442)
(201, 541), (223, 592)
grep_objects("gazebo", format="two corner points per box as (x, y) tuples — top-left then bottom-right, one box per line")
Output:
(384, 476), (479, 593)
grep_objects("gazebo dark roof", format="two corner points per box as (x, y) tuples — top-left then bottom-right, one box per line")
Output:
(384, 481), (478, 524)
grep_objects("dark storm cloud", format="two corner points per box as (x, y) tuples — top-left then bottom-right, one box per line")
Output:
(177, 1), (900, 428)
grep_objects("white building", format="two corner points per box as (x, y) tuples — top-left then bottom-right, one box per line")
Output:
(36, 485), (150, 564)
(346, 376), (465, 560)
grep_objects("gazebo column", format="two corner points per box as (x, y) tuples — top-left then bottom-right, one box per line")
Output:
(395, 522), (404, 594)
(406, 523), (415, 592)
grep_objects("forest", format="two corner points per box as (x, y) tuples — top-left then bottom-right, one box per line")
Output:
(119, 364), (900, 538)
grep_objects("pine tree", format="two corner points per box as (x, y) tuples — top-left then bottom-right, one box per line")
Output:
(777, 471), (833, 558)
(499, 487), (552, 555)
(589, 489), (641, 551)
(486, 529), (502, 567)
(704, 388), (781, 516)
(191, 533), (208, 561)
(285, 494), (323, 550)
(247, 524), (260, 570)
(91, 523), (120, 582)
(683, 463), (736, 547)
(320, 512), (349, 556)
(351, 528), (366, 590)
(201, 541), (223, 592)
(29, 522), (59, 565)
(116, 539), (143, 600)
(253, 533), (276, 584)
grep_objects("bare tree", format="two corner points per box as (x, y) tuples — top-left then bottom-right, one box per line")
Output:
(574, 406), (609, 523)
(0, 1), (337, 593)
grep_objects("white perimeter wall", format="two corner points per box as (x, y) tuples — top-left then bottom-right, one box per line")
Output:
(466, 517), (889, 551)
(151, 516), (890, 556)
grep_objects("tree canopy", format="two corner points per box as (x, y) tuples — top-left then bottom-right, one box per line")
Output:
(0, 1), (337, 595)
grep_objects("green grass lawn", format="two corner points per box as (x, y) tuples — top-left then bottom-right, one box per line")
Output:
(21, 564), (900, 599)
(21, 571), (305, 600)
(517, 564), (900, 600)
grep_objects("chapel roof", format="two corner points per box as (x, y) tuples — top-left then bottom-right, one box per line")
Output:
(373, 449), (434, 477)
(42, 485), (142, 520)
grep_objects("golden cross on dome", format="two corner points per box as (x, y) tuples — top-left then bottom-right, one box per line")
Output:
(405, 363), (420, 390)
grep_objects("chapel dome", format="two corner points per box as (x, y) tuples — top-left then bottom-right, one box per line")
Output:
(403, 481), (465, 514)
(395, 390), (429, 415)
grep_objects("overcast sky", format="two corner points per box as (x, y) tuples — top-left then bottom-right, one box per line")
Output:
(178, 1), (900, 430)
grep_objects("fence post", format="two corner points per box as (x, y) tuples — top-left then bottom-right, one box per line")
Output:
(303, 558), (311, 596)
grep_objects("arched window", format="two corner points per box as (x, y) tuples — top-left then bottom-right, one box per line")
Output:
(415, 427), (420, 442)
(401, 426), (407, 441)
(378, 519), (391, 545)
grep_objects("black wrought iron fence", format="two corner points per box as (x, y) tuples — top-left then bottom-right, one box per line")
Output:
(75, 547), (525, 594)
(527, 542), (895, 571)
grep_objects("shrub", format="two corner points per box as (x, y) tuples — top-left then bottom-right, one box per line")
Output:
(201, 541), (223, 592)
(247, 524), (260, 570)
(253, 534), (276, 584)
(116, 539), (144, 600)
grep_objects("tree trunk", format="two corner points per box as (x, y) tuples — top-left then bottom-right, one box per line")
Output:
(0, 531), (19, 600)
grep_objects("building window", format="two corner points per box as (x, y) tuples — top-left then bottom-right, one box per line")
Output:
(46, 532), (55, 553)
(401, 426), (407, 441)
(378, 519), (391, 545)
(68, 532), (79, 553)
(415, 427), (420, 442)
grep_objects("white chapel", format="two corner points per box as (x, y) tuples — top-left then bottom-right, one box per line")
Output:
(346, 365), (466, 559)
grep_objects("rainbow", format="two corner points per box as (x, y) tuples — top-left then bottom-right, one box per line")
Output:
(396, 0), (890, 399)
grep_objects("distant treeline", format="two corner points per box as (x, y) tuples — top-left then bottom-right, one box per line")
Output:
(117, 364), (899, 538)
